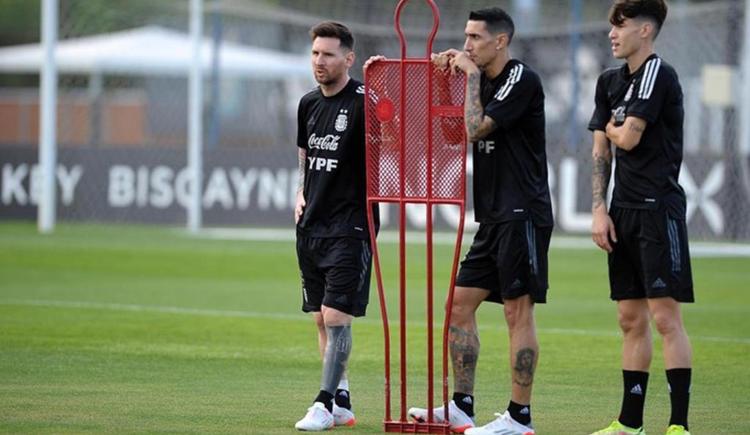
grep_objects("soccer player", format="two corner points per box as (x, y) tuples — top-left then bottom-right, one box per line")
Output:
(588, 1), (693, 435)
(407, 7), (553, 435)
(293, 21), (375, 432)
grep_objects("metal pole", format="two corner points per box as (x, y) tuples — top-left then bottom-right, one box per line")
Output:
(725, 1), (742, 239)
(737, 0), (750, 239)
(740, 0), (750, 158)
(88, 70), (103, 147)
(38, 0), (58, 234)
(188, 0), (204, 232)
(208, 11), (222, 150)
(567, 0), (582, 154)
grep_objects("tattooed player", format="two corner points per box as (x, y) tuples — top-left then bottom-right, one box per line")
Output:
(589, 2), (693, 434)
(408, 7), (552, 435)
(293, 21), (376, 432)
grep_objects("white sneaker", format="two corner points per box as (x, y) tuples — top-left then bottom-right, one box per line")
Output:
(465, 411), (535, 435)
(408, 400), (475, 433)
(332, 404), (356, 427)
(295, 402), (334, 431)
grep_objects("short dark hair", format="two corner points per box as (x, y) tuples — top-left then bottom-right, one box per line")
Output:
(609, 0), (668, 38)
(309, 21), (354, 51)
(469, 7), (515, 43)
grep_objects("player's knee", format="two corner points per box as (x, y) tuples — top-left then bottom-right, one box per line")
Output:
(313, 313), (325, 332)
(321, 305), (353, 327)
(504, 304), (520, 329)
(652, 312), (683, 338)
(448, 289), (482, 324)
(617, 310), (649, 335)
(503, 297), (534, 330)
(449, 302), (474, 326)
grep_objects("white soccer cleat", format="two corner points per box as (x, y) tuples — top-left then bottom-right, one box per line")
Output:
(408, 400), (475, 433)
(465, 411), (535, 435)
(332, 404), (356, 427)
(295, 402), (334, 431)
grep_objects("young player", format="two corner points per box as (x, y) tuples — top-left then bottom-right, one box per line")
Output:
(589, 1), (693, 434)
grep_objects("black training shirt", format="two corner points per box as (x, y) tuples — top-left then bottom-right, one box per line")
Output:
(474, 59), (553, 227)
(296, 78), (372, 239)
(589, 54), (687, 218)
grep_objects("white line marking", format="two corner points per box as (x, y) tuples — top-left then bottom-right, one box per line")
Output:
(1, 299), (308, 321)
(189, 228), (750, 258)
(3, 299), (748, 345)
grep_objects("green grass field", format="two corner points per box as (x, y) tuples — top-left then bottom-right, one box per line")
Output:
(1, 222), (748, 434)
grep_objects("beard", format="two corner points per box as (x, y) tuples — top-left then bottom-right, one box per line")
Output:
(314, 68), (344, 86)
(316, 76), (336, 86)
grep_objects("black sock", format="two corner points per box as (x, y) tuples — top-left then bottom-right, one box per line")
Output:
(619, 370), (649, 429)
(508, 400), (531, 426)
(314, 390), (334, 413)
(452, 392), (475, 417)
(335, 388), (351, 410)
(666, 368), (691, 430)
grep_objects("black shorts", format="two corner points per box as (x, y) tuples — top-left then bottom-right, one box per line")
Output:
(608, 207), (694, 302)
(296, 236), (372, 317)
(455, 220), (551, 304)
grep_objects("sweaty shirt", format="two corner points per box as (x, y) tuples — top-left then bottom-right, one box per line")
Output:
(474, 59), (553, 227)
(588, 54), (687, 218)
(296, 78), (373, 239)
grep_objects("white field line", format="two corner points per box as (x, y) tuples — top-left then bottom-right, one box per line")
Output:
(3, 299), (748, 345)
(192, 228), (750, 258)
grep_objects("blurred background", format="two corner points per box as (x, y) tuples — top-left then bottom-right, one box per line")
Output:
(0, 0), (748, 241)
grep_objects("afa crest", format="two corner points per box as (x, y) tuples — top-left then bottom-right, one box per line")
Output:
(335, 109), (348, 132)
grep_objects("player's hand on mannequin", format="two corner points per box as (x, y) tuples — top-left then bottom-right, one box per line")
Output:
(294, 191), (306, 224)
(430, 52), (452, 71)
(448, 51), (479, 75)
(431, 49), (461, 71)
(364, 55), (386, 70)
(591, 208), (617, 253)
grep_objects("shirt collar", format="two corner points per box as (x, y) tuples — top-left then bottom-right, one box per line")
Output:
(619, 53), (659, 80)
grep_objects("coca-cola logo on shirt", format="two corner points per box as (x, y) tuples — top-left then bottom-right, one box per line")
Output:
(308, 133), (340, 151)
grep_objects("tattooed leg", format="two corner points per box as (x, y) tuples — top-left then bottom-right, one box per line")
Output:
(513, 348), (536, 388)
(448, 287), (486, 395)
(505, 296), (539, 404)
(321, 324), (352, 394)
(449, 325), (480, 394)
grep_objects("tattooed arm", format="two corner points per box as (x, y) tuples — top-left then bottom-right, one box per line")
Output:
(434, 49), (497, 142)
(463, 69), (497, 142)
(294, 147), (307, 224)
(605, 115), (646, 151)
(591, 130), (617, 252)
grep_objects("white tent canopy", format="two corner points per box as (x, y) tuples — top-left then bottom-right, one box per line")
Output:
(0, 25), (310, 79)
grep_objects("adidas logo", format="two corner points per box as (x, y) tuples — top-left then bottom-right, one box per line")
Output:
(520, 407), (530, 415)
(652, 277), (667, 289)
(630, 384), (643, 395)
(462, 396), (473, 405)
